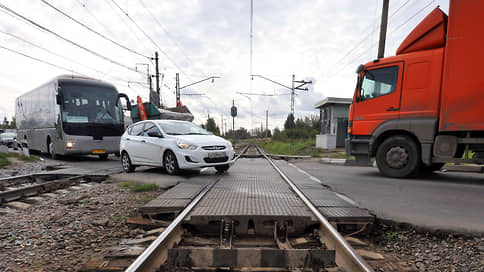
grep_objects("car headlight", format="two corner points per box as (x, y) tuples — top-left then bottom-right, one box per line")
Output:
(176, 141), (197, 150)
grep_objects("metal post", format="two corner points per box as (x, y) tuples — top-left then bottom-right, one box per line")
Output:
(175, 73), (180, 107)
(265, 110), (268, 138)
(154, 51), (160, 107)
(378, 0), (389, 59)
(291, 74), (295, 116)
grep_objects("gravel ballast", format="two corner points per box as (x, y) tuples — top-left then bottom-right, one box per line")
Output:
(0, 182), (159, 272)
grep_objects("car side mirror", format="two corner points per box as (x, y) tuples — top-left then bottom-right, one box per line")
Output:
(148, 131), (162, 138)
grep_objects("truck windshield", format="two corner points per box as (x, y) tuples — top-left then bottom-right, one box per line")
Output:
(360, 66), (399, 101)
(60, 83), (122, 125)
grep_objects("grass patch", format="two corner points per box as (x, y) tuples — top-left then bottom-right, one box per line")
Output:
(137, 195), (157, 204)
(0, 153), (10, 168)
(259, 139), (317, 156)
(7, 152), (40, 162)
(119, 181), (135, 188)
(323, 152), (354, 160)
(131, 183), (158, 192)
(118, 181), (158, 192)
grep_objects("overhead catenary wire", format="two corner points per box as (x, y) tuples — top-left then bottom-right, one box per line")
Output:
(110, 0), (191, 79)
(0, 44), (85, 76)
(325, 0), (435, 79)
(0, 29), (135, 85)
(0, 43), (147, 100)
(326, 0), (415, 74)
(40, 0), (150, 60)
(0, 3), (145, 77)
(138, 0), (205, 77)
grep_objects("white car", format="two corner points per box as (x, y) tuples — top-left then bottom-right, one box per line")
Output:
(120, 120), (235, 174)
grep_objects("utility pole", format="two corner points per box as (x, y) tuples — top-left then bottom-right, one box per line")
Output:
(265, 110), (268, 138)
(291, 74), (295, 116)
(175, 73), (181, 107)
(221, 115), (224, 136)
(154, 52), (160, 107)
(378, 0), (390, 59)
(250, 74), (311, 117)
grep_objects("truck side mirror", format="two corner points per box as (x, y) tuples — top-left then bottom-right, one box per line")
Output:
(356, 64), (365, 74)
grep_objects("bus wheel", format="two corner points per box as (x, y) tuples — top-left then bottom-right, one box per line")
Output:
(121, 152), (135, 173)
(48, 138), (58, 160)
(376, 135), (421, 178)
(98, 154), (109, 160)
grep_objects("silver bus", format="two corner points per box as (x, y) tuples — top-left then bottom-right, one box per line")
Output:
(15, 75), (130, 159)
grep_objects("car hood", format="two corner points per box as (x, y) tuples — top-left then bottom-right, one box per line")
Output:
(168, 134), (230, 146)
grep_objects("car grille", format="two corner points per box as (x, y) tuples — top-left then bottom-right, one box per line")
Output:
(202, 145), (226, 150)
(204, 156), (229, 163)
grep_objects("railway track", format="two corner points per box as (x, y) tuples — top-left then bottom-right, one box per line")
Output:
(0, 169), (115, 205)
(117, 144), (373, 272)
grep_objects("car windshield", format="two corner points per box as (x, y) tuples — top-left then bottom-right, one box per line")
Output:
(156, 121), (209, 135)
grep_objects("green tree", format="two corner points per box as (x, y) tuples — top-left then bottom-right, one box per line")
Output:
(205, 117), (220, 135)
(284, 114), (295, 130)
(9, 117), (16, 129)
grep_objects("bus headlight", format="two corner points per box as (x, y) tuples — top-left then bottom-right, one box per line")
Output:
(66, 141), (73, 149)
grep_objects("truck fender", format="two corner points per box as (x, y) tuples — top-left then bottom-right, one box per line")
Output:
(371, 118), (438, 165)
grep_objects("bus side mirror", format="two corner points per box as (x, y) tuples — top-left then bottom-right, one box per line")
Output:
(56, 94), (62, 105)
(118, 93), (132, 111)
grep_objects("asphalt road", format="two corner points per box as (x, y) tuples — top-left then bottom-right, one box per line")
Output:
(292, 160), (484, 234)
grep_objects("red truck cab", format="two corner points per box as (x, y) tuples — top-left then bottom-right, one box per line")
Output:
(346, 1), (484, 178)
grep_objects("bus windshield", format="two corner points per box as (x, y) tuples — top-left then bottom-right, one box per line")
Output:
(60, 83), (122, 125)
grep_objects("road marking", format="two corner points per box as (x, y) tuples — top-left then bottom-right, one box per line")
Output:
(288, 163), (322, 184)
(335, 192), (358, 206)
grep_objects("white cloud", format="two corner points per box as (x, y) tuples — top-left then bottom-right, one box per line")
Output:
(0, 0), (449, 128)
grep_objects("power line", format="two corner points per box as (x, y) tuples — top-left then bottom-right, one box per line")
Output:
(324, 0), (428, 79)
(110, 0), (191, 79)
(327, 0), (415, 72)
(104, 0), (154, 59)
(138, 0), (204, 76)
(0, 3), (145, 76)
(389, 0), (436, 34)
(0, 29), (138, 86)
(0, 43), (148, 102)
(40, 0), (149, 60)
(0, 44), (85, 76)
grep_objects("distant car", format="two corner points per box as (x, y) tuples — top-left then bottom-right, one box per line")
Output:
(0, 132), (16, 148)
(120, 120), (235, 174)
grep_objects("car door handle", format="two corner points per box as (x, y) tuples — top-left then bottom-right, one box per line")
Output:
(386, 107), (399, 111)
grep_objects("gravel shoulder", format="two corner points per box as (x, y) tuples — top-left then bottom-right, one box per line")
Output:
(0, 181), (161, 272)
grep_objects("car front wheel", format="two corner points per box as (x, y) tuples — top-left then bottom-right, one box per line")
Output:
(164, 151), (179, 175)
(121, 152), (135, 173)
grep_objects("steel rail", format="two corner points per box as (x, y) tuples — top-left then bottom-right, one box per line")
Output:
(125, 145), (249, 272)
(254, 144), (374, 272)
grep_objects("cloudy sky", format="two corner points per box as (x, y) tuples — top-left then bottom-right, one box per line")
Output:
(0, 0), (448, 131)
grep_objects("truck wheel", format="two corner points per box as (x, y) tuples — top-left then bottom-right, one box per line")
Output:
(376, 135), (421, 178)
